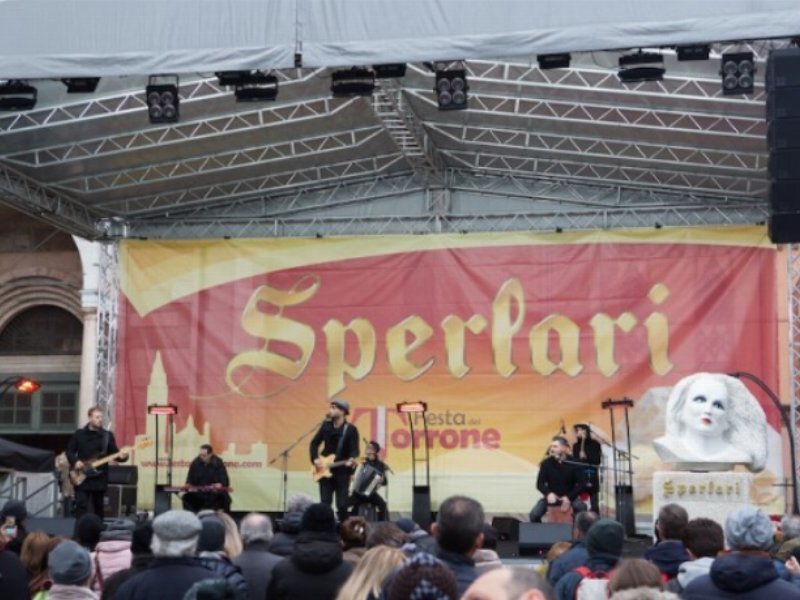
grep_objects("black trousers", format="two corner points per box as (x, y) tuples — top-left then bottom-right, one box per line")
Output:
(74, 487), (105, 519)
(319, 469), (351, 522)
(349, 491), (387, 521)
(182, 491), (231, 513)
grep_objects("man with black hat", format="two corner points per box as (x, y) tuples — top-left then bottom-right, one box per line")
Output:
(348, 440), (389, 521)
(310, 399), (360, 522)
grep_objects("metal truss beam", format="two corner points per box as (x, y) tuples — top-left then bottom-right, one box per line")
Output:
(95, 242), (119, 425)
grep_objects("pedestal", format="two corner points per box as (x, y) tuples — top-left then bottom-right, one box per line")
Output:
(652, 471), (752, 532)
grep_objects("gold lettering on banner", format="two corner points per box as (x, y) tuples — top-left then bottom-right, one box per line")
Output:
(530, 315), (583, 376)
(226, 276), (320, 395)
(663, 479), (675, 497)
(441, 315), (488, 378)
(645, 284), (674, 375)
(386, 316), (435, 381)
(589, 312), (637, 376)
(323, 319), (376, 397)
(492, 279), (524, 378)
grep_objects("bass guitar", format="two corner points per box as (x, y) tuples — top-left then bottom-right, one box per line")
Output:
(311, 454), (361, 482)
(69, 438), (152, 486)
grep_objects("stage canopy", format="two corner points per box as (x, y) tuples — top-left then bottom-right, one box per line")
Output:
(0, 436), (55, 473)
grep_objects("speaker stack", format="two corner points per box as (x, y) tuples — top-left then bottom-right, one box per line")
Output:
(104, 465), (138, 518)
(767, 48), (800, 243)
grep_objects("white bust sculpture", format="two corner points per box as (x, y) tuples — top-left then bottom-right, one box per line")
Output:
(653, 372), (767, 472)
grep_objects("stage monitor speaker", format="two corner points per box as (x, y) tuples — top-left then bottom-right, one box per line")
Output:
(491, 517), (521, 541)
(767, 88), (800, 121)
(412, 485), (432, 532)
(768, 119), (800, 150)
(518, 522), (572, 556)
(105, 484), (137, 518)
(770, 180), (800, 213)
(769, 212), (800, 244)
(767, 48), (800, 89)
(108, 465), (138, 485)
(26, 517), (76, 537)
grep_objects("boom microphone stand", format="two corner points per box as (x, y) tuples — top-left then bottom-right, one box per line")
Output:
(270, 420), (324, 513)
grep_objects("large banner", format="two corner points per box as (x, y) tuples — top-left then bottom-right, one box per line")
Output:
(115, 227), (783, 515)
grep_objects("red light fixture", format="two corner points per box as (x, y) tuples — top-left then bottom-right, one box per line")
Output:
(147, 404), (178, 416)
(396, 401), (428, 414)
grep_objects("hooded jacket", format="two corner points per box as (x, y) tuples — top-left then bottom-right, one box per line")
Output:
(266, 530), (353, 600)
(643, 540), (691, 578)
(682, 552), (800, 599)
(90, 521), (135, 592)
(268, 511), (303, 557)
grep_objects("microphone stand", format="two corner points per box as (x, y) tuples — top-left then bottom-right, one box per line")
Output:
(269, 419), (325, 513)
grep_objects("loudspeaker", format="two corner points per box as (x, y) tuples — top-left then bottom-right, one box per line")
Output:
(105, 484), (137, 518)
(518, 522), (572, 556)
(154, 485), (173, 516)
(412, 485), (431, 532)
(108, 465), (138, 485)
(769, 119), (800, 150)
(767, 48), (800, 89)
(25, 517), (76, 537)
(769, 180), (800, 213)
(769, 150), (800, 181)
(767, 88), (800, 120)
(491, 517), (521, 541)
(769, 212), (800, 244)
(615, 484), (636, 537)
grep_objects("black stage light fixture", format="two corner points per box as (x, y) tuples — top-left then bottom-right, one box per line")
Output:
(618, 51), (665, 83)
(0, 80), (37, 111)
(215, 71), (250, 87)
(676, 44), (710, 62)
(145, 75), (179, 123)
(373, 64), (407, 78)
(331, 68), (375, 97)
(721, 52), (755, 95)
(537, 53), (571, 70)
(435, 68), (468, 111)
(62, 78), (100, 93)
(234, 73), (279, 102)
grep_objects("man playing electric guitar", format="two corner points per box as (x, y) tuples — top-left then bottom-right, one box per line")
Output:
(310, 400), (360, 522)
(66, 406), (128, 519)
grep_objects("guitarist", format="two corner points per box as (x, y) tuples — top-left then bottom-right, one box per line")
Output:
(66, 406), (127, 519)
(310, 400), (360, 522)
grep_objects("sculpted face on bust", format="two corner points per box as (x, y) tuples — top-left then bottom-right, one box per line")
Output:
(681, 377), (730, 438)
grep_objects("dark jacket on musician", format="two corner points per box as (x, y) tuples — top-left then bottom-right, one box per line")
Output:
(186, 455), (229, 488)
(269, 511), (304, 557)
(682, 552), (800, 599)
(309, 420), (360, 467)
(66, 425), (123, 492)
(536, 456), (584, 501)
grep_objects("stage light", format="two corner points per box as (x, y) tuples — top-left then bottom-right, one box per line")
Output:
(373, 64), (407, 79)
(618, 51), (664, 83)
(62, 78), (100, 93)
(676, 44), (710, 62)
(0, 81), (37, 111)
(234, 72), (278, 102)
(331, 68), (375, 97)
(147, 404), (178, 416)
(435, 69), (468, 111)
(721, 52), (755, 95)
(396, 401), (428, 414)
(537, 53), (571, 70)
(215, 71), (250, 87)
(145, 75), (179, 123)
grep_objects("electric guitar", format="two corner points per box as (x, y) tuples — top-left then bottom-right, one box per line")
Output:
(311, 454), (361, 482)
(69, 438), (152, 486)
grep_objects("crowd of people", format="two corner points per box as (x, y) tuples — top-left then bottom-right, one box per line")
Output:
(3, 493), (800, 600)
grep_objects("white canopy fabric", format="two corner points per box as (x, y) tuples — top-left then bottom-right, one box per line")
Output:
(2, 0), (800, 77)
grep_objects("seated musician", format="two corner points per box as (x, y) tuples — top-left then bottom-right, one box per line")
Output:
(348, 441), (388, 521)
(182, 444), (231, 513)
(529, 435), (586, 523)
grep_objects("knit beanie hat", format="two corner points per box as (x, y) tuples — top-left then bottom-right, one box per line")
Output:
(388, 552), (458, 600)
(198, 516), (226, 552)
(725, 506), (774, 550)
(331, 399), (350, 415)
(49, 540), (92, 585)
(301, 503), (337, 533)
(586, 518), (625, 557)
(152, 510), (202, 542)
(0, 499), (27, 522)
(74, 513), (105, 550)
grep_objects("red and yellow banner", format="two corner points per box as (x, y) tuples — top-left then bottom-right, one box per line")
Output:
(115, 227), (783, 513)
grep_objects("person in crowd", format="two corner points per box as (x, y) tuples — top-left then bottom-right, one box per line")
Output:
(463, 566), (555, 600)
(529, 436), (586, 523)
(196, 514), (248, 600)
(182, 578), (238, 600)
(608, 558), (665, 594)
(366, 521), (406, 549)
(340, 516), (369, 564)
(100, 521), (153, 600)
(775, 514), (800, 561)
(21, 530), (59, 597)
(609, 590), (680, 600)
(183, 445), (231, 513)
(388, 552), (459, 600)
(269, 492), (313, 557)
(547, 510), (598, 585)
(1, 499), (29, 555)
(266, 502), (353, 600)
(539, 542), (571, 579)
(431, 495), (484, 595)
(554, 518), (625, 600)
(115, 510), (215, 600)
(66, 406), (128, 520)
(665, 517), (724, 594)
(644, 503), (690, 581)
(473, 524), (502, 574)
(74, 512), (105, 552)
(213, 511), (242, 560)
(683, 505), (800, 599)
(572, 424), (602, 512)
(395, 517), (437, 554)
(48, 539), (97, 600)
(348, 441), (389, 521)
(232, 512), (282, 600)
(310, 400), (360, 523)
(0, 525), (30, 600)
(335, 545), (406, 600)
(89, 518), (134, 593)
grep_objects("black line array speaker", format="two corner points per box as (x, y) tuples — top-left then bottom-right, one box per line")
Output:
(105, 484), (137, 518)
(518, 522), (572, 556)
(26, 517), (76, 537)
(767, 48), (800, 243)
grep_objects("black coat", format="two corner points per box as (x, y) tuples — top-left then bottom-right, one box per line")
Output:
(186, 455), (229, 487)
(269, 511), (303, 557)
(233, 540), (283, 600)
(309, 421), (359, 468)
(267, 531), (353, 600)
(66, 425), (123, 491)
(683, 552), (800, 599)
(197, 553), (248, 600)
(537, 456), (584, 500)
(114, 556), (216, 600)
(0, 546), (29, 600)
